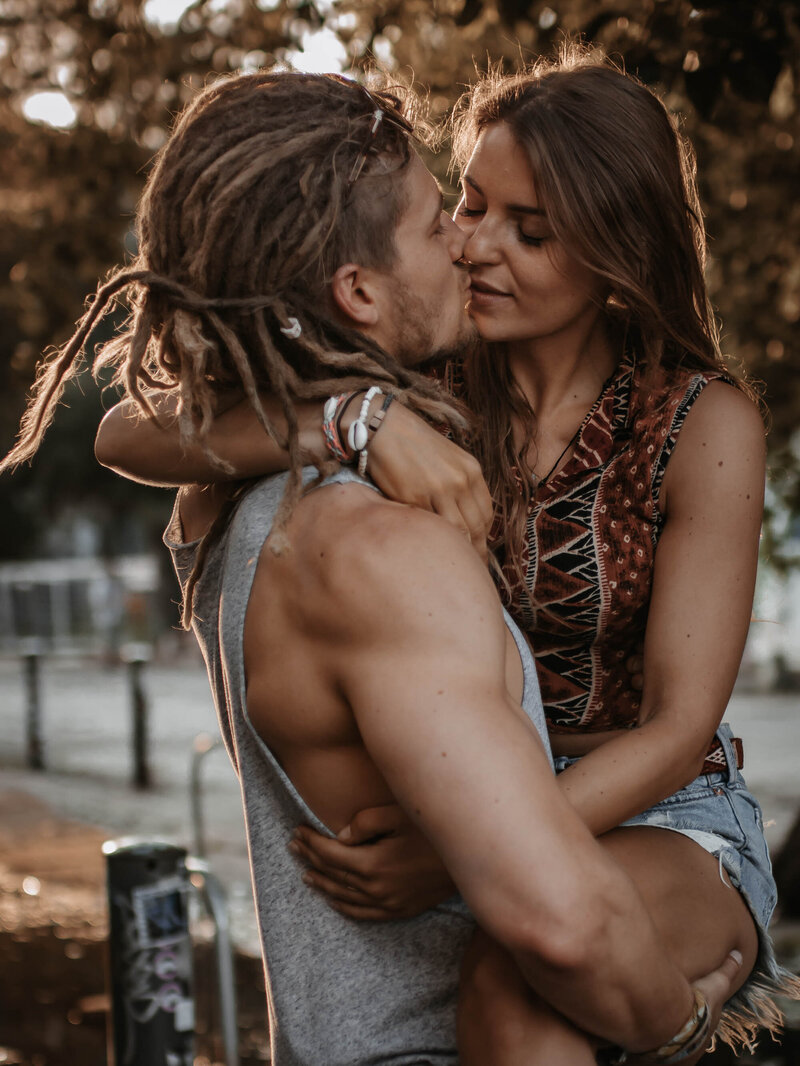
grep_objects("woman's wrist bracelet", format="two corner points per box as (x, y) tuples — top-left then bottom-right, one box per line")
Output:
(358, 392), (394, 476)
(321, 387), (394, 472)
(334, 391), (362, 460)
(321, 393), (350, 462)
(348, 386), (382, 454)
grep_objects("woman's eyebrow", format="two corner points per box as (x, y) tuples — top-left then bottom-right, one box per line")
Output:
(510, 204), (546, 217)
(462, 174), (545, 216)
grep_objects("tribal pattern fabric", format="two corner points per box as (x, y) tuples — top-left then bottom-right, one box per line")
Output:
(493, 352), (731, 734)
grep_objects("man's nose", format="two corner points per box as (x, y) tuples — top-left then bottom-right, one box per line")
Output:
(443, 213), (467, 263)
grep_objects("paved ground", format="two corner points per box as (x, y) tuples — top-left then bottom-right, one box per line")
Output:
(1, 646), (799, 955)
(0, 642), (260, 951)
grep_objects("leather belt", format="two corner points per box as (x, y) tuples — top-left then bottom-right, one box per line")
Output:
(701, 735), (743, 776)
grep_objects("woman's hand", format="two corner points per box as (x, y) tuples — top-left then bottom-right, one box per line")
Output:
(289, 803), (456, 921)
(366, 403), (493, 561)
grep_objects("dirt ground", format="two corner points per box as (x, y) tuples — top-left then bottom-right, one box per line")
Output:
(1, 657), (799, 1065)
(0, 788), (270, 1066)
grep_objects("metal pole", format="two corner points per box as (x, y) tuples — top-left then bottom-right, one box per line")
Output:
(187, 858), (240, 1066)
(21, 638), (44, 770)
(122, 644), (152, 789)
(189, 734), (222, 860)
(105, 840), (195, 1066)
(188, 735), (240, 1064)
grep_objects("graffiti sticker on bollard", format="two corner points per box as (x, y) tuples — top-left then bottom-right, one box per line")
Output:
(105, 841), (195, 1066)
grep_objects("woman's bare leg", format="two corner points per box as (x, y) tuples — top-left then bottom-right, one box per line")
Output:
(601, 826), (759, 983)
(458, 826), (759, 1065)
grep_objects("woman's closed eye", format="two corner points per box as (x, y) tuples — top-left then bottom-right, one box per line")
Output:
(518, 229), (546, 247)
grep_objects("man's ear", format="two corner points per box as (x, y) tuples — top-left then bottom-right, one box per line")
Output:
(330, 263), (381, 329)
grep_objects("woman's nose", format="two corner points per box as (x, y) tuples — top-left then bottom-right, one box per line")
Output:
(462, 216), (500, 265)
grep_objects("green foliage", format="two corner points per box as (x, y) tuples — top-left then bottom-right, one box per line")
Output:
(1, 0), (798, 557)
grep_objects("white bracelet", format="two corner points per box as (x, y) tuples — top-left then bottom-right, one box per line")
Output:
(348, 386), (382, 455)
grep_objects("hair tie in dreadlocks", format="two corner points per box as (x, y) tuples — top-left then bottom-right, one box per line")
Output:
(280, 317), (302, 339)
(4, 71), (474, 630)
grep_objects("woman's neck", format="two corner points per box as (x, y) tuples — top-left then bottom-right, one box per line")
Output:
(506, 315), (618, 417)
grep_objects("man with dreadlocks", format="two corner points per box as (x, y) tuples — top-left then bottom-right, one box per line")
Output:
(7, 72), (739, 1064)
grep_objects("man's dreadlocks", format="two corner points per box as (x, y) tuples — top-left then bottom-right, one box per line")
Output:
(3, 71), (472, 623)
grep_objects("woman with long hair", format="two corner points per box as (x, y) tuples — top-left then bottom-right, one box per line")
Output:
(78, 46), (800, 1061)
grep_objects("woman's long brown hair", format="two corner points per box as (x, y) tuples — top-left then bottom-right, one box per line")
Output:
(450, 44), (761, 590)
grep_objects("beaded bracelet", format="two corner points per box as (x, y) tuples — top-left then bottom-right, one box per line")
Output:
(348, 386), (382, 455)
(322, 393), (350, 463)
(322, 387), (395, 473)
(335, 391), (362, 460)
(358, 393), (394, 476)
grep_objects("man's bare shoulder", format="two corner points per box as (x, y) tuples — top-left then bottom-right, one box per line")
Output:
(289, 481), (502, 641)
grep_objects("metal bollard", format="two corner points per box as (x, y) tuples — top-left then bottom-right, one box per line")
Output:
(20, 637), (45, 770)
(189, 733), (223, 860)
(121, 643), (152, 789)
(105, 840), (195, 1066)
(188, 734), (241, 1065)
(187, 858), (240, 1066)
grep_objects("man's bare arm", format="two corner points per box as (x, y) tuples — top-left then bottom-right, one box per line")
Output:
(316, 498), (695, 1054)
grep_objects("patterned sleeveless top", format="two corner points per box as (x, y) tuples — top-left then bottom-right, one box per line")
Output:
(465, 351), (731, 735)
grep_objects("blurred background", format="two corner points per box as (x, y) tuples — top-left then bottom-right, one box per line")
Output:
(1, 0), (799, 668)
(0, 1), (798, 1064)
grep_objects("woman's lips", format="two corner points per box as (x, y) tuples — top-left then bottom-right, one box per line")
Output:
(469, 280), (512, 307)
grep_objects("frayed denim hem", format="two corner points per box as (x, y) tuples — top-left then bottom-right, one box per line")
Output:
(615, 811), (800, 1050)
(715, 891), (800, 1052)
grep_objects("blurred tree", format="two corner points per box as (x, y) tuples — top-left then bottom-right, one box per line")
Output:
(1, 0), (298, 555)
(1, 0), (798, 559)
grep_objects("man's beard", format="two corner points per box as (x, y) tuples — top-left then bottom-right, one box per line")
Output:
(415, 325), (480, 374)
(392, 282), (479, 373)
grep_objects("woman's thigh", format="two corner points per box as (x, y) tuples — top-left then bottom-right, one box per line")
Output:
(599, 824), (759, 989)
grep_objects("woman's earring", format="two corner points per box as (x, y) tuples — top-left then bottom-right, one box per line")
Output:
(605, 292), (627, 311)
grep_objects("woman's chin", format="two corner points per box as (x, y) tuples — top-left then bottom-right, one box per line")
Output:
(467, 304), (508, 339)
(468, 313), (514, 344)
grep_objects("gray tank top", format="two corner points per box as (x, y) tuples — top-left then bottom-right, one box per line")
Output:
(165, 468), (552, 1066)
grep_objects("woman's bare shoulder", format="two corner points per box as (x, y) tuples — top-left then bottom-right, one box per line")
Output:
(676, 378), (765, 454)
(661, 380), (766, 511)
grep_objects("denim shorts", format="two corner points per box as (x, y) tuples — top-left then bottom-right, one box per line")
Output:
(553, 723), (797, 1047)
